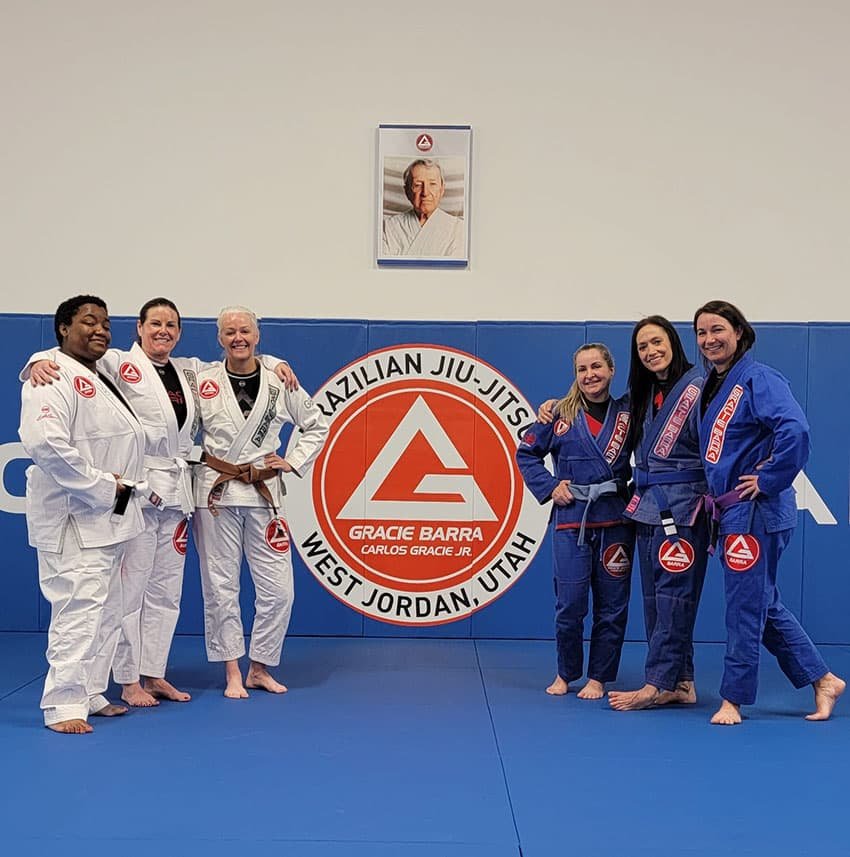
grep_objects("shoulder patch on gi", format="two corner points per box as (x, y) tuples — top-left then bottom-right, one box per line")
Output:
(554, 419), (570, 436)
(521, 430), (536, 446)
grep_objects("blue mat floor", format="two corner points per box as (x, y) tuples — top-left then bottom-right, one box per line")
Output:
(1, 634), (848, 856)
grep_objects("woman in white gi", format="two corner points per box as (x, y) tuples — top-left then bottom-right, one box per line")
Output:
(19, 295), (146, 733)
(27, 298), (297, 708)
(193, 306), (328, 698)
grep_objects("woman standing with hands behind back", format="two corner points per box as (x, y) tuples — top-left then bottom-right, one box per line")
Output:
(517, 344), (634, 700)
(694, 300), (843, 724)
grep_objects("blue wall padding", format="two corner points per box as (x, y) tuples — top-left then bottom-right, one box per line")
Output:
(4, 314), (848, 645)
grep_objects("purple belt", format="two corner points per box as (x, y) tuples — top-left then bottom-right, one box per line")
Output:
(695, 488), (747, 554)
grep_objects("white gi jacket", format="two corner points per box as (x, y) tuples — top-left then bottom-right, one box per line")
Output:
(98, 343), (202, 514)
(19, 350), (147, 550)
(22, 346), (290, 515)
(22, 343), (201, 514)
(193, 361), (329, 509)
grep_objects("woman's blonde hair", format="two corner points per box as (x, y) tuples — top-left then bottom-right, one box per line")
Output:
(554, 343), (614, 423)
(217, 305), (259, 333)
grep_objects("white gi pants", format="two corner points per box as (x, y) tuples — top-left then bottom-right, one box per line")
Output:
(193, 506), (293, 666)
(113, 506), (187, 683)
(37, 525), (125, 725)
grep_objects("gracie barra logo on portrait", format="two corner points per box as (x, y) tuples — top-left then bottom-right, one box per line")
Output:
(284, 345), (549, 626)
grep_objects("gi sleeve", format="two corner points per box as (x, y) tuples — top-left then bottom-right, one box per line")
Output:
(515, 421), (560, 504)
(19, 379), (118, 512)
(282, 387), (330, 476)
(749, 368), (810, 497)
(18, 348), (58, 382)
(19, 348), (119, 382)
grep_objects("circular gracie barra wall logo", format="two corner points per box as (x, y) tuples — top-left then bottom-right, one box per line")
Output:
(285, 345), (549, 626)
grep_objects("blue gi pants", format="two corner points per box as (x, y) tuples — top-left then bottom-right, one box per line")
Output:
(720, 526), (827, 705)
(553, 525), (633, 684)
(636, 522), (709, 691)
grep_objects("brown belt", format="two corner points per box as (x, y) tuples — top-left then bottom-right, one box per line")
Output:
(204, 453), (278, 516)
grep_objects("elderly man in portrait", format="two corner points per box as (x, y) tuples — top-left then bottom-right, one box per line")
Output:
(382, 159), (466, 258)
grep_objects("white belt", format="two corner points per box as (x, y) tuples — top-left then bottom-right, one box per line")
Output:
(143, 454), (194, 515)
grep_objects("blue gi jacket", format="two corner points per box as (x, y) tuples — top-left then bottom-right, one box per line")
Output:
(625, 366), (708, 526)
(698, 353), (809, 534)
(516, 394), (632, 529)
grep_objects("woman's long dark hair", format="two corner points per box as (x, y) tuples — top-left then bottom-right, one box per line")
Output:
(627, 315), (692, 449)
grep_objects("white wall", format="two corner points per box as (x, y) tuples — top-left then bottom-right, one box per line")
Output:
(2, 1), (848, 321)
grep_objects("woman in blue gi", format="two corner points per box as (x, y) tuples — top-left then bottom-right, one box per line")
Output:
(609, 317), (710, 711)
(517, 344), (634, 699)
(694, 300), (844, 724)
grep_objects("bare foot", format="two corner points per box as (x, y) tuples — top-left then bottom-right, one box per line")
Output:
(224, 660), (248, 699)
(577, 679), (605, 700)
(806, 673), (846, 721)
(144, 677), (191, 702)
(121, 682), (159, 707)
(245, 663), (288, 694)
(710, 699), (742, 725)
(609, 684), (660, 711)
(91, 703), (129, 717)
(546, 676), (569, 696)
(47, 718), (93, 734)
(655, 681), (697, 706)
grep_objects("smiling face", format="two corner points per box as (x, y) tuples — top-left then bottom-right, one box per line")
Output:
(59, 303), (111, 369)
(219, 311), (259, 370)
(138, 304), (181, 363)
(695, 312), (742, 372)
(575, 347), (614, 403)
(635, 323), (673, 380)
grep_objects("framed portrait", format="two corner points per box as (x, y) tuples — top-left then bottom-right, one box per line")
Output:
(376, 124), (471, 269)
